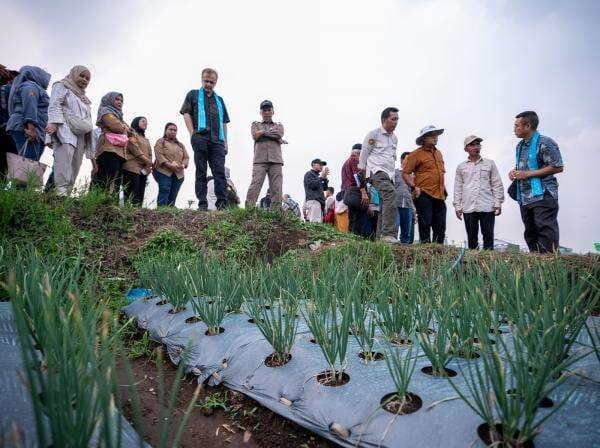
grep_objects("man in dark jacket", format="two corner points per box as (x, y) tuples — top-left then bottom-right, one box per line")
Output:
(303, 158), (329, 222)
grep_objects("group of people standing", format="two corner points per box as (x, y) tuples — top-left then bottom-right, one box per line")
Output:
(0, 64), (190, 207)
(1, 63), (564, 253)
(302, 108), (563, 253)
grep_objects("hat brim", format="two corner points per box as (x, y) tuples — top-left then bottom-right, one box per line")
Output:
(416, 129), (444, 146)
(464, 137), (483, 147)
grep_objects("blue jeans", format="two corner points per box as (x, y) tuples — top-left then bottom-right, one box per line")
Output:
(9, 130), (45, 161)
(396, 207), (413, 244)
(153, 170), (183, 207)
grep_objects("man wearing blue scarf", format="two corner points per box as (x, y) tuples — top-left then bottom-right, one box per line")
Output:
(180, 68), (230, 210)
(509, 111), (564, 253)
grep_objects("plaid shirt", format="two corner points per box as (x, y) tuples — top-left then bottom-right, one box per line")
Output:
(516, 134), (563, 206)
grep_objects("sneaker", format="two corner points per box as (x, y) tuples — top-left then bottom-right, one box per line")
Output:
(381, 236), (400, 244)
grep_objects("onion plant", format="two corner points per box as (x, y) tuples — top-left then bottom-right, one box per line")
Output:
(154, 259), (190, 313)
(417, 282), (454, 377)
(491, 261), (598, 375)
(185, 258), (235, 335)
(449, 318), (576, 447)
(382, 342), (419, 413)
(374, 268), (417, 346)
(302, 263), (357, 383)
(244, 294), (298, 366)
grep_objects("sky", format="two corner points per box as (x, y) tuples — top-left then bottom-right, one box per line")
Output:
(2, 0), (599, 252)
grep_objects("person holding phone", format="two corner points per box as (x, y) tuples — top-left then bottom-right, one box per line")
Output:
(303, 158), (329, 222)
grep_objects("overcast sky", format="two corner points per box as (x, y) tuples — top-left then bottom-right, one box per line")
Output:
(3, 0), (599, 252)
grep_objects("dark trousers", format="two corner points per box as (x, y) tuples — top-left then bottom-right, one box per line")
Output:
(348, 207), (367, 237)
(519, 193), (559, 253)
(396, 207), (413, 244)
(153, 170), (183, 207)
(191, 134), (226, 210)
(414, 192), (446, 244)
(92, 151), (125, 200)
(463, 212), (495, 250)
(123, 170), (147, 206)
(0, 127), (17, 178)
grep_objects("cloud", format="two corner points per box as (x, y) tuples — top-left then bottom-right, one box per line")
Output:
(4, 0), (599, 252)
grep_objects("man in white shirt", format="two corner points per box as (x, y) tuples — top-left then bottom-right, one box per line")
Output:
(358, 107), (399, 243)
(453, 135), (504, 249)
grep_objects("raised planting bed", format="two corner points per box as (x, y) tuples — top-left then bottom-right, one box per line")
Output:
(123, 296), (600, 448)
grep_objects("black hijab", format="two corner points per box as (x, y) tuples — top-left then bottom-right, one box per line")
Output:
(131, 116), (146, 136)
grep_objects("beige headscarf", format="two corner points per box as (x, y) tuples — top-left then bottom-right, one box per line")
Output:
(58, 65), (91, 105)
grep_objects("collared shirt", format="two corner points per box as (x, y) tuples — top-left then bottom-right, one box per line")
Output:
(394, 169), (414, 209)
(403, 146), (446, 200)
(453, 157), (504, 213)
(180, 89), (230, 142)
(359, 127), (397, 181)
(154, 138), (189, 179)
(516, 134), (563, 206)
(123, 134), (152, 174)
(47, 82), (92, 152)
(251, 120), (284, 164)
(341, 155), (360, 190)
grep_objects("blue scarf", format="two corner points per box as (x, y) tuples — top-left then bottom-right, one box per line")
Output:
(197, 87), (225, 141)
(516, 131), (543, 202)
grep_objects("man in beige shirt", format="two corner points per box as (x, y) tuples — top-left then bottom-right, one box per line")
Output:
(245, 100), (285, 209)
(453, 135), (504, 250)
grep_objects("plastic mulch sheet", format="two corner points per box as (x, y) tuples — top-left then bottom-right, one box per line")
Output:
(0, 302), (146, 448)
(123, 294), (600, 448)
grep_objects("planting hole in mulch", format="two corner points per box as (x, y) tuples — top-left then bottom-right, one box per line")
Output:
(265, 352), (292, 367)
(309, 338), (317, 344)
(204, 327), (225, 336)
(380, 392), (423, 415)
(421, 365), (457, 378)
(185, 316), (201, 324)
(155, 300), (168, 306)
(454, 350), (481, 359)
(358, 351), (384, 362)
(474, 337), (496, 345)
(477, 423), (535, 448)
(248, 318), (265, 324)
(418, 328), (436, 335)
(168, 307), (186, 314)
(506, 389), (554, 408)
(316, 369), (350, 387)
(391, 337), (412, 347)
(489, 327), (508, 334)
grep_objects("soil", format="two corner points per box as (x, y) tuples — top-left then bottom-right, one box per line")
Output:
(316, 370), (350, 387)
(186, 316), (201, 324)
(380, 392), (423, 415)
(477, 423), (535, 448)
(420, 366), (458, 378)
(264, 352), (292, 367)
(119, 357), (335, 448)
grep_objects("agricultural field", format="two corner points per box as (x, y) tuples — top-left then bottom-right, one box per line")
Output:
(1, 185), (599, 447)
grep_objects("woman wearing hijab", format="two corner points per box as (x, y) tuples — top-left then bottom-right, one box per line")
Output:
(92, 91), (137, 198)
(45, 65), (93, 196)
(122, 116), (152, 206)
(153, 123), (188, 207)
(6, 66), (51, 161)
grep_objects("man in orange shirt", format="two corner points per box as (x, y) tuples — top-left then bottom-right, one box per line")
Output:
(402, 125), (447, 244)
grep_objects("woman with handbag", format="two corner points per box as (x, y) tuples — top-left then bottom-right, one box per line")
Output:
(92, 91), (136, 199)
(45, 66), (93, 196)
(122, 116), (152, 206)
(6, 66), (51, 163)
(153, 123), (188, 207)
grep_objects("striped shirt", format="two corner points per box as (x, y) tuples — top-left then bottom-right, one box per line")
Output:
(47, 82), (92, 152)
